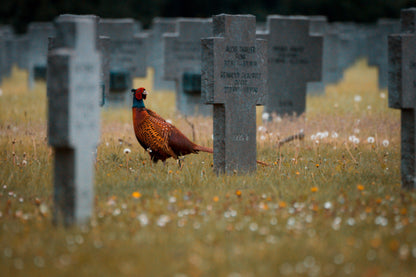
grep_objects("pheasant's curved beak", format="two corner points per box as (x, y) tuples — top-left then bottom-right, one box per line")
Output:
(142, 90), (148, 100)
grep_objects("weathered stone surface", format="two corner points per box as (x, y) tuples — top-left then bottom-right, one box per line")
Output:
(307, 16), (327, 95)
(368, 19), (400, 89)
(148, 17), (177, 91)
(164, 18), (213, 116)
(14, 35), (29, 71)
(99, 18), (147, 105)
(322, 28), (342, 84)
(202, 14), (267, 174)
(98, 36), (110, 106)
(388, 8), (416, 189)
(47, 15), (101, 225)
(257, 15), (322, 117)
(49, 15), (109, 106)
(0, 26), (15, 82)
(27, 22), (55, 89)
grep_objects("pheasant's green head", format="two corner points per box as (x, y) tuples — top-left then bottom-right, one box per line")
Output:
(131, 87), (148, 108)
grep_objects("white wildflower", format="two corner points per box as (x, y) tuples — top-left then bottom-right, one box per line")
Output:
(324, 201), (332, 210)
(258, 126), (266, 132)
(123, 148), (131, 154)
(157, 215), (170, 227)
(137, 213), (149, 226)
(382, 140), (389, 147)
(367, 137), (375, 144)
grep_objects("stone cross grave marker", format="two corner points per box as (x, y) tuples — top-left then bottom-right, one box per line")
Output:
(0, 26), (15, 82)
(307, 16), (327, 95)
(49, 14), (110, 107)
(257, 15), (322, 117)
(322, 26), (342, 85)
(47, 15), (101, 225)
(164, 18), (212, 116)
(369, 19), (400, 89)
(28, 22), (55, 90)
(201, 14), (267, 174)
(148, 17), (177, 91)
(334, 23), (362, 77)
(388, 8), (416, 190)
(7, 34), (29, 72)
(99, 19), (147, 105)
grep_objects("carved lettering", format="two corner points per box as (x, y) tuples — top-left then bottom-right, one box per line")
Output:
(270, 45), (310, 65)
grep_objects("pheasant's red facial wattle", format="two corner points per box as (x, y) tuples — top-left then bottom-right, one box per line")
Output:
(133, 87), (147, 101)
(135, 91), (143, 100)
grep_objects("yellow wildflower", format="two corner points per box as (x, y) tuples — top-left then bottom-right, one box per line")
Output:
(132, 191), (141, 199)
(310, 187), (318, 192)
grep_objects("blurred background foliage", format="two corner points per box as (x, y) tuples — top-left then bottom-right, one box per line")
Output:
(1, 0), (416, 33)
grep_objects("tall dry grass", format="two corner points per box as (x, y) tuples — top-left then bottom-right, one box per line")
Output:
(0, 61), (414, 277)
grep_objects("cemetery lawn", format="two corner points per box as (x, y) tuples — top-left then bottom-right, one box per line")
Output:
(1, 61), (415, 277)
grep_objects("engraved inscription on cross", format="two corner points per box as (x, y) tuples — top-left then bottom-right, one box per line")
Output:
(202, 14), (267, 174)
(257, 15), (322, 117)
(388, 8), (416, 189)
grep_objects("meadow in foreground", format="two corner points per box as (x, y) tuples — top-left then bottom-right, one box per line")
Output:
(0, 61), (415, 276)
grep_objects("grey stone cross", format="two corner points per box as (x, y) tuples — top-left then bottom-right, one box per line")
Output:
(257, 15), (322, 117)
(47, 15), (101, 225)
(164, 18), (213, 116)
(202, 14), (267, 174)
(388, 8), (416, 189)
(99, 19), (147, 105)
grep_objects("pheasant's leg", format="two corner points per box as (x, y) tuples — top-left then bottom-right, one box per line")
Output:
(177, 157), (185, 169)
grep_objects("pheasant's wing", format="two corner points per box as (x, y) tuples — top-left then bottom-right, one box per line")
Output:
(144, 114), (178, 159)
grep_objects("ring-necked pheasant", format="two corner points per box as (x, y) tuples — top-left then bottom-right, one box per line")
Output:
(132, 87), (213, 165)
(132, 87), (269, 167)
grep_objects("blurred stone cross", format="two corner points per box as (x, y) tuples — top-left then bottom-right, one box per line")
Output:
(388, 8), (416, 190)
(99, 19), (147, 106)
(49, 14), (110, 107)
(47, 15), (101, 225)
(148, 17), (177, 91)
(27, 22), (55, 90)
(201, 14), (267, 174)
(164, 18), (213, 116)
(257, 15), (322, 117)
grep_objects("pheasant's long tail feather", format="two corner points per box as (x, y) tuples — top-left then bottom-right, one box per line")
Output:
(278, 131), (305, 147)
(256, 160), (270, 166)
(194, 145), (213, 153)
(195, 145), (268, 166)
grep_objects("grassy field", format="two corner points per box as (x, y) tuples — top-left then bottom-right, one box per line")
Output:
(0, 60), (415, 277)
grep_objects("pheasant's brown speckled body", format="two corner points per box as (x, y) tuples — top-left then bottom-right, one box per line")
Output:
(132, 88), (212, 163)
